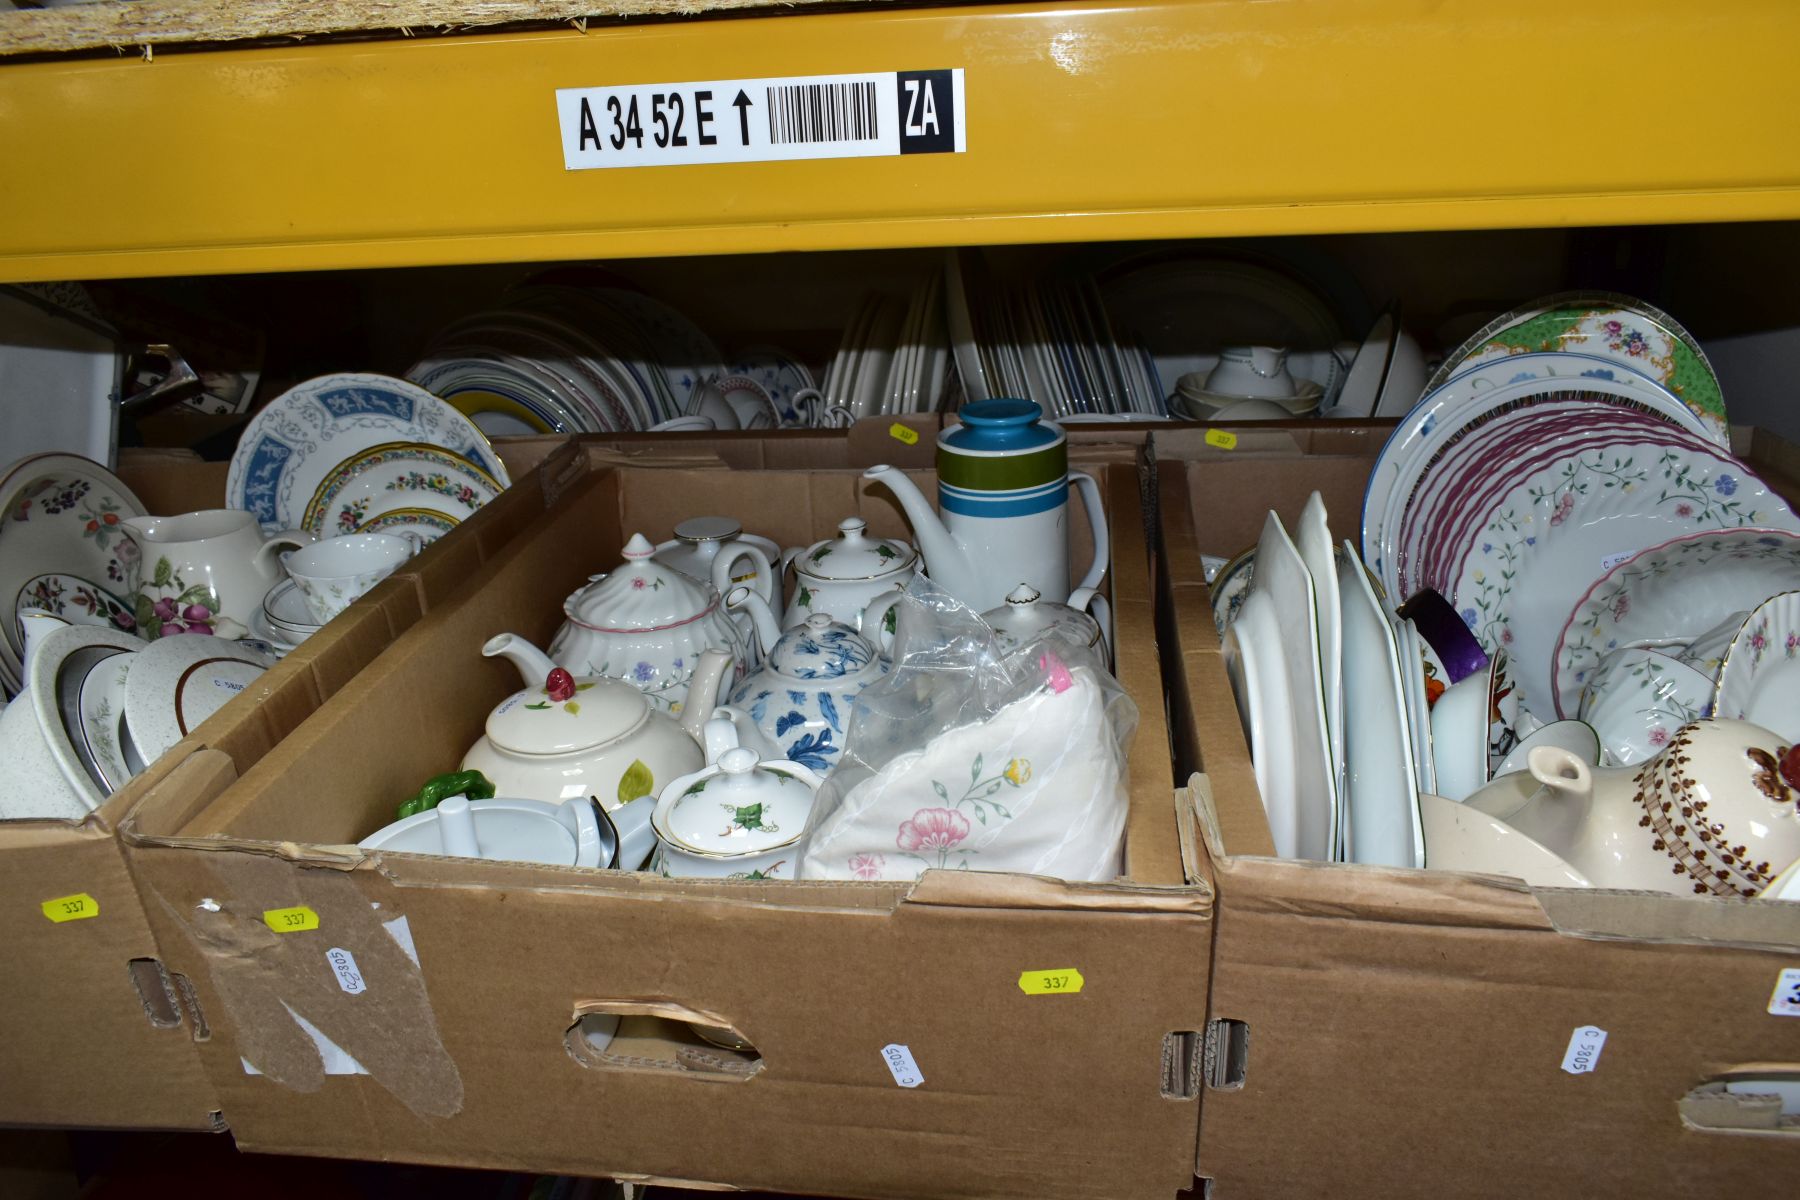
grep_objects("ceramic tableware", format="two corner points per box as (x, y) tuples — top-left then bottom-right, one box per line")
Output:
(0, 623), (142, 817)
(1580, 647), (1715, 765)
(0, 453), (147, 692)
(228, 373), (508, 532)
(864, 398), (1109, 611)
(122, 632), (273, 765)
(651, 746), (823, 880)
(1396, 588), (1488, 685)
(1249, 510), (1338, 860)
(780, 517), (918, 633)
(361, 792), (622, 869)
(1208, 547), (1255, 638)
(724, 589), (890, 773)
(653, 517), (780, 638)
(1199, 346), (1300, 399)
(1395, 615), (1438, 795)
(74, 649), (134, 794)
(1326, 308), (1396, 419)
(1553, 530), (1800, 721)
(1371, 325), (1427, 417)
(466, 634), (718, 810)
(123, 508), (312, 640)
(1428, 291), (1727, 445)
(1296, 494), (1343, 805)
(1337, 540), (1423, 868)
(300, 441), (501, 538)
(1417, 790), (1591, 887)
(1676, 609), (1750, 677)
(1491, 719), (1602, 777)
(1430, 664), (1493, 804)
(1223, 590), (1300, 857)
(1477, 724), (1800, 897)
(283, 532), (417, 625)
(549, 533), (751, 711)
(727, 346), (815, 427)
(1714, 591), (1800, 736)
(981, 583), (1109, 662)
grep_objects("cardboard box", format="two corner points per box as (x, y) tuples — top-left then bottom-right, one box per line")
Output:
(115, 444), (1212, 1199)
(1150, 424), (1800, 1196)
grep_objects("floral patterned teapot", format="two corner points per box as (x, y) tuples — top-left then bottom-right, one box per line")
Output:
(722, 585), (889, 773)
(549, 532), (752, 714)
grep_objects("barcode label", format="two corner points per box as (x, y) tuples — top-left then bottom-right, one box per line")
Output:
(556, 70), (964, 170)
(767, 80), (879, 145)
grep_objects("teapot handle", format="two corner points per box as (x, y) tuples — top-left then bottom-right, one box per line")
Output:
(862, 589), (904, 656)
(1069, 472), (1110, 595)
(252, 528), (316, 575)
(711, 544), (775, 610)
(1066, 587), (1114, 666)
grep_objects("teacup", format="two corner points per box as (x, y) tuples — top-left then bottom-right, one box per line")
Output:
(283, 533), (417, 624)
(1204, 346), (1296, 400)
(712, 375), (777, 430)
(686, 381), (743, 431)
(1578, 646), (1715, 765)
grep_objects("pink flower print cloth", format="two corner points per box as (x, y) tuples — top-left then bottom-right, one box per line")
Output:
(801, 666), (1127, 882)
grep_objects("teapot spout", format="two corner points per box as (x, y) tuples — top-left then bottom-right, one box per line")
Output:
(679, 649), (734, 742)
(863, 465), (969, 595)
(483, 632), (559, 688)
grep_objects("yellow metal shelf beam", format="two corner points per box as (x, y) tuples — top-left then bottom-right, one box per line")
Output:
(2, 0), (1798, 281)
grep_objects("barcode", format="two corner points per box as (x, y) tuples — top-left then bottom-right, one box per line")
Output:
(765, 80), (879, 145)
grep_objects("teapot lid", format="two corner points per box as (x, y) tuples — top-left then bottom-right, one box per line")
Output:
(359, 795), (595, 867)
(672, 516), (741, 544)
(793, 517), (916, 582)
(487, 666), (652, 756)
(653, 747), (820, 857)
(983, 583), (1102, 649)
(566, 532), (718, 631)
(768, 614), (880, 680)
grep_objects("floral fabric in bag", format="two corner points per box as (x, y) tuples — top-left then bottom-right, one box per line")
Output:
(799, 578), (1134, 883)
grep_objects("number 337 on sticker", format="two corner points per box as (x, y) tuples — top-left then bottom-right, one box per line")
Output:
(557, 70), (966, 171)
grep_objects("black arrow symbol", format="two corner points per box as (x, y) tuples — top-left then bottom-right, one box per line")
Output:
(733, 89), (752, 145)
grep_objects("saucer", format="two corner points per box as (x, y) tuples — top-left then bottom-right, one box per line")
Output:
(262, 579), (323, 634)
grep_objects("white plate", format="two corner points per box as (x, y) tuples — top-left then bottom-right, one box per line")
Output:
(1371, 325), (1427, 418)
(300, 441), (502, 538)
(123, 634), (274, 765)
(31, 625), (144, 811)
(823, 295), (877, 410)
(849, 295), (906, 419)
(1713, 590), (1800, 737)
(1554, 530), (1800, 719)
(1449, 437), (1798, 719)
(1223, 589), (1299, 858)
(1250, 510), (1338, 861)
(1338, 540), (1423, 869)
(0, 453), (147, 693)
(1395, 615), (1438, 795)
(590, 288), (723, 417)
(0, 287), (123, 468)
(75, 648), (135, 795)
(1365, 362), (1715, 601)
(945, 250), (990, 404)
(228, 373), (507, 533)
(1329, 309), (1396, 419)
(1295, 493), (1344, 831)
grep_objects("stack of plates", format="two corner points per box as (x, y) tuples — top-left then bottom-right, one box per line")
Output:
(821, 270), (953, 419)
(0, 453), (147, 698)
(226, 373), (510, 546)
(407, 284), (727, 434)
(949, 251), (1165, 417)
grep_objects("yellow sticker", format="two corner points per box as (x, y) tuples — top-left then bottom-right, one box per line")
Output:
(889, 423), (920, 446)
(1018, 968), (1085, 996)
(41, 892), (99, 923)
(263, 905), (320, 933)
(1204, 428), (1238, 451)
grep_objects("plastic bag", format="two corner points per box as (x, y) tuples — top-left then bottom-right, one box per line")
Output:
(800, 575), (1136, 882)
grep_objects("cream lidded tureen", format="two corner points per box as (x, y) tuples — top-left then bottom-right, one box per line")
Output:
(550, 532), (751, 715)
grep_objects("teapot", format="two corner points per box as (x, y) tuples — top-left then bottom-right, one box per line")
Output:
(982, 583), (1110, 664)
(653, 516), (780, 640)
(1469, 720), (1800, 897)
(463, 633), (730, 812)
(650, 746), (824, 880)
(723, 586), (890, 773)
(549, 532), (753, 714)
(122, 509), (313, 640)
(779, 517), (915, 634)
(863, 398), (1109, 612)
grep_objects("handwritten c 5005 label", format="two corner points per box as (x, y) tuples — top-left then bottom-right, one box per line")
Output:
(556, 70), (966, 170)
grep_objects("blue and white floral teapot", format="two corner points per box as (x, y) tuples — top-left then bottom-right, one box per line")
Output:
(723, 585), (889, 773)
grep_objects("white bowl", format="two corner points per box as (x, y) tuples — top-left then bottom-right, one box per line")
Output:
(1579, 646), (1715, 765)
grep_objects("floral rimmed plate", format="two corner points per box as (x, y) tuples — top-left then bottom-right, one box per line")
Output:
(1428, 292), (1726, 446)
(355, 506), (460, 543)
(1553, 530), (1800, 720)
(1451, 437), (1797, 720)
(301, 441), (500, 537)
(76, 650), (135, 794)
(1713, 590), (1800, 737)
(227, 373), (507, 533)
(0, 453), (146, 694)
